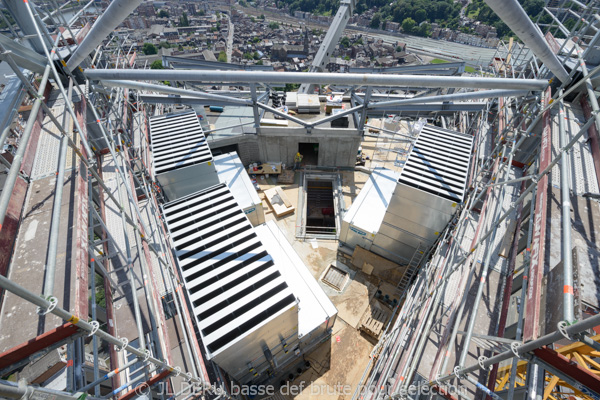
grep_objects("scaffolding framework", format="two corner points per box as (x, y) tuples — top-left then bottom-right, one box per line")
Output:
(0, 0), (599, 399)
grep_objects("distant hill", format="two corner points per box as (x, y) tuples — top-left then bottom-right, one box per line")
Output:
(277, 0), (570, 40)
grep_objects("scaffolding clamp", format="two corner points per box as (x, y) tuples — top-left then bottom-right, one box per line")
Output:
(88, 320), (99, 336)
(510, 341), (522, 359)
(453, 366), (465, 380)
(143, 349), (151, 362)
(478, 356), (492, 371)
(116, 337), (128, 352)
(36, 296), (57, 315)
(174, 366), (182, 377)
(558, 320), (574, 341)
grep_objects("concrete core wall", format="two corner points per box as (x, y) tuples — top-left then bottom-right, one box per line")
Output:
(208, 128), (361, 167)
(258, 127), (361, 167)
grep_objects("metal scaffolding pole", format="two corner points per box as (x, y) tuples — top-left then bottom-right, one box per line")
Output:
(558, 93), (575, 323)
(84, 69), (550, 91)
(408, 311), (600, 394)
(22, 1), (95, 161)
(66, 0), (143, 71)
(457, 136), (518, 368)
(0, 265), (230, 398)
(0, 64), (50, 232)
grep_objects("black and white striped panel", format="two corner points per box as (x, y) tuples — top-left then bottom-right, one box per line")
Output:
(162, 184), (296, 355)
(149, 111), (213, 175)
(399, 125), (473, 203)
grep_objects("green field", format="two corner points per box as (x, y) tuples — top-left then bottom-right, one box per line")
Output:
(431, 58), (477, 73)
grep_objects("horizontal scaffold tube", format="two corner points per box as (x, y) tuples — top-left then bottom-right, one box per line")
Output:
(370, 89), (533, 108)
(84, 69), (550, 90)
(101, 80), (252, 106)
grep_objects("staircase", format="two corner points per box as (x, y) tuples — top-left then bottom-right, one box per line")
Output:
(396, 243), (426, 297)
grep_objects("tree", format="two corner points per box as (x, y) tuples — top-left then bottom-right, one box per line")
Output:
(260, 14), (265, 19)
(370, 13), (381, 29)
(253, 51), (260, 60)
(415, 22), (431, 37)
(268, 21), (279, 29)
(218, 51), (227, 62)
(402, 17), (416, 33)
(142, 43), (157, 55)
(396, 45), (403, 52)
(151, 60), (164, 69)
(180, 11), (189, 27)
(414, 9), (427, 23)
(256, 60), (264, 65)
(158, 9), (168, 18)
(340, 36), (350, 48)
(354, 37), (363, 45)
(197, 9), (205, 16)
(285, 83), (300, 91)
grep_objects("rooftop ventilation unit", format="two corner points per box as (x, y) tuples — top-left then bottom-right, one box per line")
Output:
(161, 184), (298, 381)
(340, 125), (473, 264)
(149, 110), (219, 201)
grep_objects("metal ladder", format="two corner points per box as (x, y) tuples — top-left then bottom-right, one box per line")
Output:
(396, 243), (426, 296)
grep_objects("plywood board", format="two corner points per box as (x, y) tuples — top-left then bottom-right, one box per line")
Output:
(264, 186), (295, 217)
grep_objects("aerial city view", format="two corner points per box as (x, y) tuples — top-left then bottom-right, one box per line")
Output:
(0, 0), (599, 399)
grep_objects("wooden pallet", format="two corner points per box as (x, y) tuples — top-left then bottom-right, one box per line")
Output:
(359, 300), (392, 340)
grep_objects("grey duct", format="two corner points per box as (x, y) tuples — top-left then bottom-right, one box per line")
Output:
(84, 69), (550, 90)
(483, 0), (570, 83)
(66, 0), (143, 71)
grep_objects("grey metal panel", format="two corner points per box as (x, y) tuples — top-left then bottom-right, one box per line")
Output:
(390, 184), (458, 217)
(378, 221), (433, 250)
(371, 234), (415, 264)
(381, 211), (441, 243)
(157, 162), (220, 202)
(386, 189), (455, 232)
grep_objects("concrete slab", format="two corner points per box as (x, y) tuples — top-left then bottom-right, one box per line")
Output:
(293, 318), (374, 400)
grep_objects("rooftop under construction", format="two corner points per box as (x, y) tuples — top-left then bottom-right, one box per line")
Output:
(1, 0), (600, 400)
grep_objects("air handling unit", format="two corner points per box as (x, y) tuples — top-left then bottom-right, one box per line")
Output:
(340, 125), (473, 264)
(161, 184), (336, 384)
(149, 110), (219, 201)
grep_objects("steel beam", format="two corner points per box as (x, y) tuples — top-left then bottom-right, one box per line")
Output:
(84, 69), (550, 90)
(118, 370), (171, 400)
(484, 0), (569, 83)
(369, 89), (532, 108)
(524, 87), (552, 341)
(533, 346), (600, 396)
(0, 323), (79, 370)
(66, 0), (142, 70)
(99, 80), (252, 106)
(0, 35), (47, 74)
